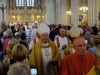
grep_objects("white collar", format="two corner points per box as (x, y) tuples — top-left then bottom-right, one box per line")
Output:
(42, 42), (49, 46)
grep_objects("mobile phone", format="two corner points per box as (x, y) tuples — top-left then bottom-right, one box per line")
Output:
(30, 65), (37, 75)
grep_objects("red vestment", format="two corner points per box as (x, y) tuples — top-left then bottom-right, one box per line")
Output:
(59, 52), (96, 75)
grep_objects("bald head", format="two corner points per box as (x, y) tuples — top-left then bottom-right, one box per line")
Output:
(73, 36), (86, 45)
(73, 36), (87, 56)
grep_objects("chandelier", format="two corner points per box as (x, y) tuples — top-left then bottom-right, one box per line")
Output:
(66, 11), (71, 15)
(79, 0), (88, 12)
(80, 5), (88, 12)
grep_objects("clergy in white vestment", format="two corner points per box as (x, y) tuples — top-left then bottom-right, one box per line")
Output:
(29, 25), (37, 42)
(29, 23), (61, 75)
(29, 29), (40, 54)
(54, 27), (73, 59)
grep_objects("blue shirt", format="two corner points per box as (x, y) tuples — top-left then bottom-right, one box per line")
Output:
(88, 46), (97, 56)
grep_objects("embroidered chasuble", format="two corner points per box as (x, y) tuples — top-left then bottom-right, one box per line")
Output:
(42, 43), (52, 75)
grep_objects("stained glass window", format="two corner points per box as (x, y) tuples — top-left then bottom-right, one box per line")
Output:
(16, 0), (24, 7)
(27, 0), (34, 7)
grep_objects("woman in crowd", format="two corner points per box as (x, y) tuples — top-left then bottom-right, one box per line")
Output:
(11, 44), (28, 64)
(88, 35), (100, 56)
(6, 39), (19, 65)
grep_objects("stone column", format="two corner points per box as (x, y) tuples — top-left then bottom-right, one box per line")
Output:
(97, 0), (100, 25)
(88, 0), (93, 26)
(42, 0), (46, 23)
(46, 0), (56, 24)
(88, 0), (98, 26)
(6, 0), (8, 25)
(93, 0), (98, 26)
(71, 0), (80, 26)
(66, 0), (72, 25)
(55, 0), (61, 24)
(60, 0), (67, 25)
(55, 0), (68, 25)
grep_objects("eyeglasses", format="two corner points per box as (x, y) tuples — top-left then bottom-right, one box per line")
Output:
(75, 44), (87, 48)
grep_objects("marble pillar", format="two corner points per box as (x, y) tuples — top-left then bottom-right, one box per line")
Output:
(71, 0), (80, 26)
(46, 0), (56, 24)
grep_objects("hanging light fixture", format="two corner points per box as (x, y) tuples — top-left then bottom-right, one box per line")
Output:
(66, 11), (71, 15)
(79, 0), (88, 12)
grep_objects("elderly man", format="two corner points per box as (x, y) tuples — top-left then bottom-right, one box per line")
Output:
(59, 36), (96, 75)
(29, 23), (61, 75)
(54, 27), (72, 58)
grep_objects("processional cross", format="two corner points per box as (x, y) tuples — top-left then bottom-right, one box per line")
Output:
(0, 4), (6, 21)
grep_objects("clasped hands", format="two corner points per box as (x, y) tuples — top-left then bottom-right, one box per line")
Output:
(62, 44), (67, 49)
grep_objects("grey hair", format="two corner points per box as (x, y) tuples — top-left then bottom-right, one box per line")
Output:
(7, 63), (31, 75)
(7, 32), (13, 38)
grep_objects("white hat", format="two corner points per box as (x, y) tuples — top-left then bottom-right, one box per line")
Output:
(37, 23), (50, 35)
(69, 25), (80, 38)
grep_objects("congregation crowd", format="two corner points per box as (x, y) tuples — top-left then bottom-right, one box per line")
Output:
(0, 23), (100, 75)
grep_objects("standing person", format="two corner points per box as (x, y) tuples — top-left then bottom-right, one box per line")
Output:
(59, 36), (96, 75)
(3, 32), (13, 54)
(29, 23), (61, 75)
(88, 35), (100, 56)
(11, 26), (16, 36)
(87, 44), (100, 75)
(20, 32), (28, 49)
(49, 26), (58, 41)
(54, 27), (72, 59)
(30, 25), (37, 42)
(29, 30), (40, 54)
(7, 44), (30, 75)
(82, 26), (93, 45)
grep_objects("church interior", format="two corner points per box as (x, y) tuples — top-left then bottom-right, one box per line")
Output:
(0, 0), (100, 75)
(0, 0), (100, 26)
